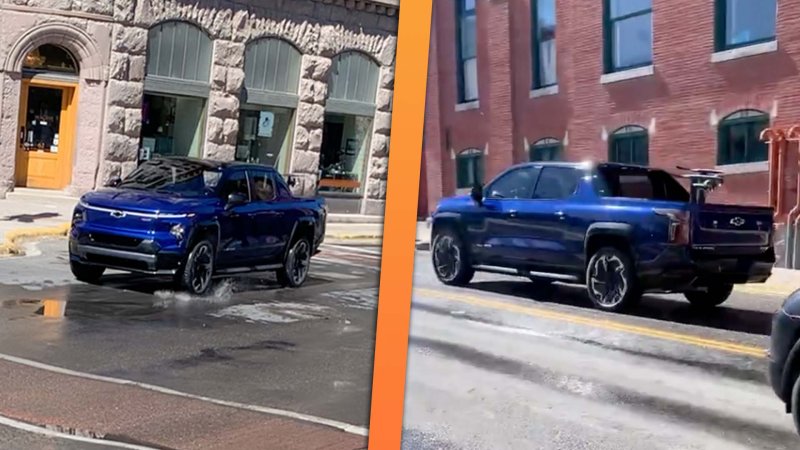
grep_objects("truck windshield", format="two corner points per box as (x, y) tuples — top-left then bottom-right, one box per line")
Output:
(594, 165), (690, 202)
(118, 159), (222, 197)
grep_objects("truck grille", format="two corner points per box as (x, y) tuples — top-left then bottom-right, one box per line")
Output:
(88, 232), (143, 249)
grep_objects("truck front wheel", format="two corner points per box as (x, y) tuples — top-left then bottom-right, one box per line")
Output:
(432, 228), (474, 286)
(684, 283), (733, 308)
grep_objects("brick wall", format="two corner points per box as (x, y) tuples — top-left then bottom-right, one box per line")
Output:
(420, 0), (800, 218)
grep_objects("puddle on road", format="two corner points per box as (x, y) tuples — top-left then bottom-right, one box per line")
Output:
(209, 302), (331, 324)
(322, 288), (378, 310)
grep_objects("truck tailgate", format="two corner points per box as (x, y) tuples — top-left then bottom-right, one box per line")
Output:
(690, 203), (773, 251)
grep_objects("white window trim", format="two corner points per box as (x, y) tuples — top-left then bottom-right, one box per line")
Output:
(455, 100), (480, 112)
(530, 85), (559, 98)
(600, 65), (655, 85)
(715, 161), (769, 174)
(711, 40), (778, 63)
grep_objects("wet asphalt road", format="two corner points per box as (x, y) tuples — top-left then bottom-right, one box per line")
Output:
(0, 238), (380, 446)
(402, 251), (798, 450)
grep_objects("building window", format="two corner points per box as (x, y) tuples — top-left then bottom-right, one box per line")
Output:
(456, 148), (484, 189)
(237, 38), (302, 174)
(603, 0), (652, 73)
(609, 125), (649, 165)
(531, 0), (557, 89)
(141, 21), (213, 161)
(715, 0), (777, 51)
(456, 0), (478, 103)
(320, 51), (380, 197)
(530, 137), (562, 161)
(717, 110), (769, 165)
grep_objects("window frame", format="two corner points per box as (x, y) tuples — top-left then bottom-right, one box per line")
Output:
(716, 109), (770, 166)
(608, 125), (649, 166)
(455, 0), (478, 103)
(714, 0), (777, 52)
(603, 0), (653, 74)
(531, 0), (557, 89)
(532, 166), (581, 200)
(529, 137), (562, 162)
(455, 148), (484, 190)
(484, 165), (543, 200)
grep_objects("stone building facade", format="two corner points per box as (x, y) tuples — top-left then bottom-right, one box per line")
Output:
(0, 0), (398, 215)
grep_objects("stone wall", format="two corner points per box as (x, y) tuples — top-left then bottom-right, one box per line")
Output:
(0, 0), (397, 211)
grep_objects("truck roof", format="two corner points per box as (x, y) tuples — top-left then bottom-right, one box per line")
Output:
(513, 161), (653, 171)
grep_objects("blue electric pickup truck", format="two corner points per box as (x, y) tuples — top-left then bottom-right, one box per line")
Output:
(69, 157), (327, 295)
(430, 162), (775, 312)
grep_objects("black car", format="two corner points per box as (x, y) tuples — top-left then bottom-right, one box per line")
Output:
(769, 289), (800, 433)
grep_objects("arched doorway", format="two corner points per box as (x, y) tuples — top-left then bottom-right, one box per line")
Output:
(15, 44), (79, 189)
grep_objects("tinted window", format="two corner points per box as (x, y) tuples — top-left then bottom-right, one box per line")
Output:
(595, 166), (689, 202)
(118, 158), (221, 197)
(219, 170), (250, 201)
(249, 171), (276, 201)
(533, 167), (581, 199)
(486, 166), (541, 199)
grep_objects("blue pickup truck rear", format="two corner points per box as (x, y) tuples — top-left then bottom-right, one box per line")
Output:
(430, 162), (775, 312)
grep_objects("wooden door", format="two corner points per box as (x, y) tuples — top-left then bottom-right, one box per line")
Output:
(15, 79), (77, 189)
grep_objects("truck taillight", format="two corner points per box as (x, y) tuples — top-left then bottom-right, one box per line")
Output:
(654, 208), (690, 244)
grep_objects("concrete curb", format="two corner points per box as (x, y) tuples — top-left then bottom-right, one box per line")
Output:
(0, 223), (70, 256)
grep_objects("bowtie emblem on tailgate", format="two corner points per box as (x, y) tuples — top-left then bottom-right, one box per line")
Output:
(110, 210), (126, 219)
(730, 216), (745, 227)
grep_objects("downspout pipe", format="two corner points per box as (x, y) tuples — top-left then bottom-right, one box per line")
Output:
(761, 127), (785, 216)
(787, 126), (800, 269)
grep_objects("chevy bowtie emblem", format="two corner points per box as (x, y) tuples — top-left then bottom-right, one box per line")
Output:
(110, 210), (126, 219)
(730, 216), (745, 227)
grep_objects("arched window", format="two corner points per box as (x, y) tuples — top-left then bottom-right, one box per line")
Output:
(717, 109), (769, 165)
(244, 37), (301, 95)
(609, 125), (648, 165)
(530, 137), (562, 162)
(328, 51), (380, 110)
(146, 21), (212, 84)
(22, 44), (78, 74)
(456, 148), (484, 189)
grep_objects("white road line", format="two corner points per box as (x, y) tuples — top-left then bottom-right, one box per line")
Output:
(0, 353), (369, 437)
(321, 244), (382, 257)
(313, 272), (362, 280)
(0, 414), (158, 450)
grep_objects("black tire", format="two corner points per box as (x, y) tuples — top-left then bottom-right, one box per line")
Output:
(684, 283), (733, 309)
(431, 227), (474, 286)
(70, 260), (104, 283)
(178, 239), (215, 295)
(792, 373), (800, 436)
(277, 236), (312, 288)
(585, 246), (641, 312)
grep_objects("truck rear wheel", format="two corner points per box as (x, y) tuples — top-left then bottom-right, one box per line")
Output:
(586, 247), (641, 312)
(277, 236), (312, 288)
(432, 228), (474, 286)
(684, 283), (733, 308)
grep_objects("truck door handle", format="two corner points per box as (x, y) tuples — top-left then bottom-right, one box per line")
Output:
(555, 211), (566, 220)
(508, 209), (518, 218)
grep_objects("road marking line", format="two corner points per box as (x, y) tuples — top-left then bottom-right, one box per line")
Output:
(414, 287), (767, 358)
(0, 414), (158, 449)
(0, 353), (368, 436)
(321, 244), (382, 256)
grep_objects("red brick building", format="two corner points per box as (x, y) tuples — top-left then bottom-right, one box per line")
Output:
(419, 0), (800, 225)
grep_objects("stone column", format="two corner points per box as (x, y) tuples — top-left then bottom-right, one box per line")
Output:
(204, 40), (244, 162)
(290, 54), (331, 197)
(98, 23), (148, 186)
(362, 66), (394, 216)
(0, 72), (20, 198)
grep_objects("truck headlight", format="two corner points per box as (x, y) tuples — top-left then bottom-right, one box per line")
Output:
(72, 209), (86, 225)
(170, 224), (185, 241)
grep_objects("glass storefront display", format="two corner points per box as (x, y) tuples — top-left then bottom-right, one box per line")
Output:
(235, 105), (294, 173)
(140, 94), (206, 161)
(22, 87), (63, 153)
(319, 113), (373, 194)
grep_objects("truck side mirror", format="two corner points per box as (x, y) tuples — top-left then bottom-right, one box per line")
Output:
(225, 192), (247, 210)
(470, 184), (484, 206)
(287, 175), (297, 188)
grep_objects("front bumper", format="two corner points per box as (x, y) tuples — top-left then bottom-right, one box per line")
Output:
(69, 237), (182, 275)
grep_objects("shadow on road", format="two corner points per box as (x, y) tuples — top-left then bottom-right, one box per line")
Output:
(467, 280), (775, 336)
(1, 212), (61, 223)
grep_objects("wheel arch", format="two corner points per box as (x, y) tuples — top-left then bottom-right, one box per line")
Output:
(584, 222), (635, 262)
(284, 218), (316, 260)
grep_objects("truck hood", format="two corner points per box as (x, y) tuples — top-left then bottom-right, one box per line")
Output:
(435, 195), (473, 213)
(80, 188), (218, 215)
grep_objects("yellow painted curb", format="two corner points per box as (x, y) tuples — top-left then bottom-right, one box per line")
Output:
(0, 223), (70, 256)
(734, 284), (799, 298)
